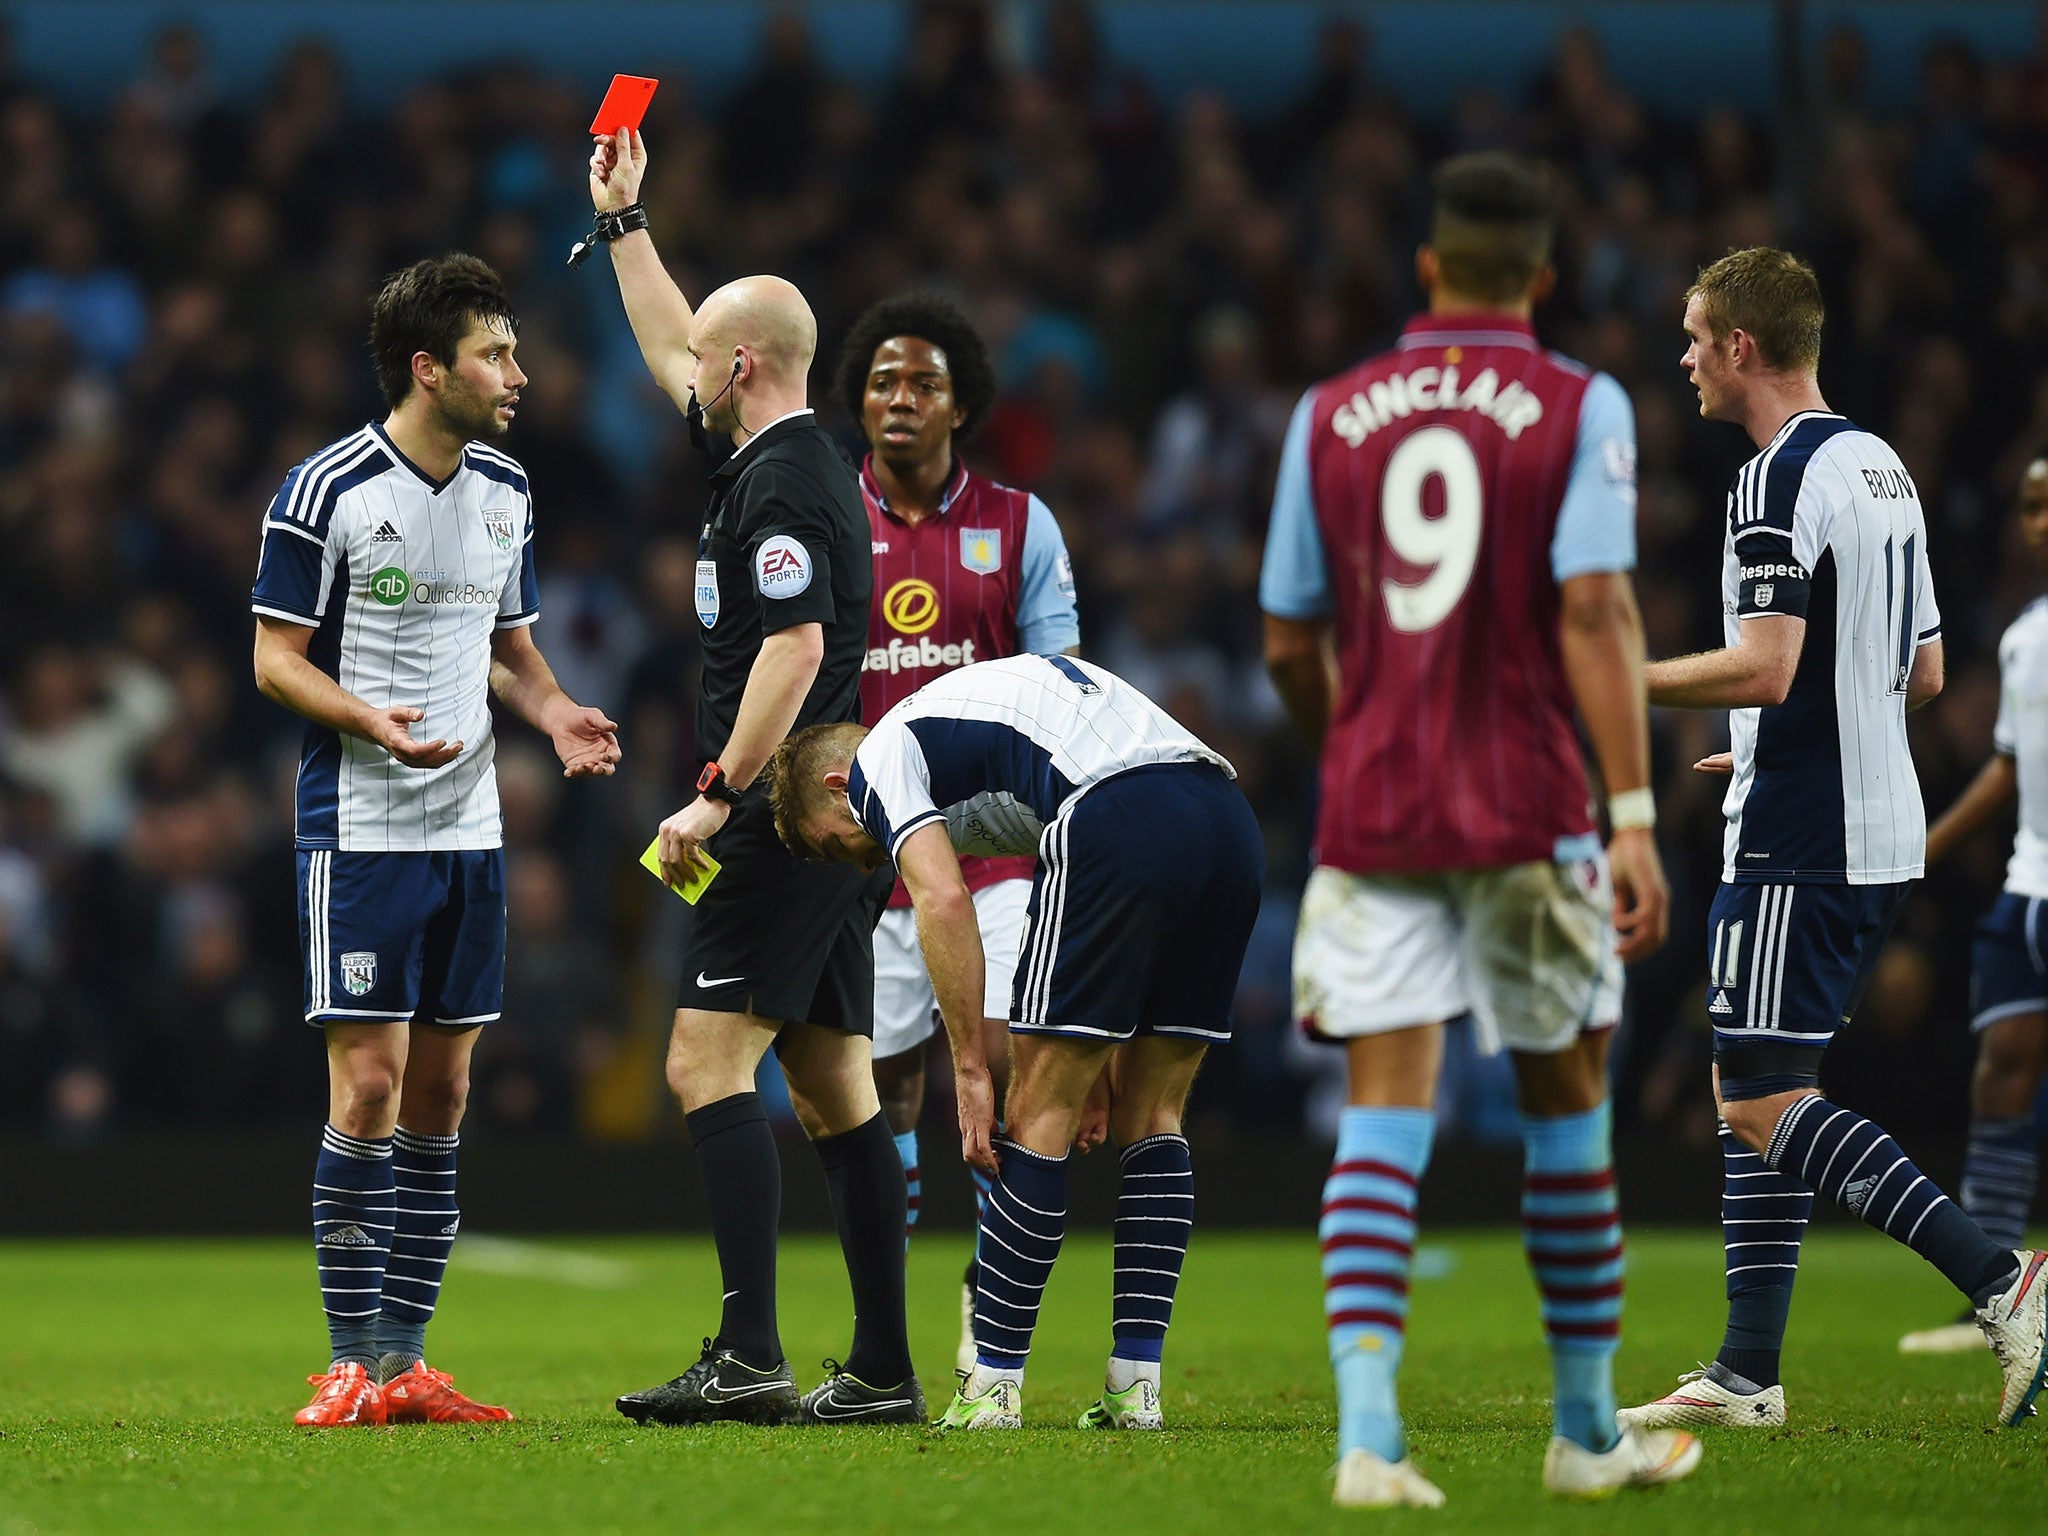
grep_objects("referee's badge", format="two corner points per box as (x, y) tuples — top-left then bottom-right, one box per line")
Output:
(696, 558), (720, 629)
(340, 951), (378, 997)
(960, 527), (1002, 574)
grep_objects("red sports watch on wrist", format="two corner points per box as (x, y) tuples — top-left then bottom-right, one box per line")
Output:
(696, 761), (746, 805)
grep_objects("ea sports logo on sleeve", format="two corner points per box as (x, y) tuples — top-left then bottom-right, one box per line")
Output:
(883, 577), (939, 635)
(754, 535), (814, 599)
(370, 566), (411, 606)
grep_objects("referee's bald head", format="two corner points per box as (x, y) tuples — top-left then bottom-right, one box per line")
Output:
(697, 275), (817, 386)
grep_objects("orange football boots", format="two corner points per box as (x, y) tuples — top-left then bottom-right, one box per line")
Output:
(380, 1361), (514, 1423)
(294, 1362), (387, 1427)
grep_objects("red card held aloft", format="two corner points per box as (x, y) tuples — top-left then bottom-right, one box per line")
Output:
(590, 75), (658, 137)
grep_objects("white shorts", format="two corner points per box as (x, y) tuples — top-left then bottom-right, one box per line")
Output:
(1292, 857), (1621, 1056)
(872, 878), (1034, 1060)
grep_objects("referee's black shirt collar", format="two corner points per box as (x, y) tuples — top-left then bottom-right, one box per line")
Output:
(711, 408), (817, 480)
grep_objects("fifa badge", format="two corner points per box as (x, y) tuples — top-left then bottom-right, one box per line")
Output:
(696, 558), (720, 629)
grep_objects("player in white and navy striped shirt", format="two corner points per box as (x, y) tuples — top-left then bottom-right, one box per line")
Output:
(1899, 452), (2048, 1353)
(251, 256), (620, 1428)
(1630, 248), (2045, 1433)
(764, 655), (1263, 1431)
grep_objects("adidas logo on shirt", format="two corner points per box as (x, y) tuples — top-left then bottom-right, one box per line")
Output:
(1708, 991), (1734, 1015)
(370, 520), (403, 544)
(319, 1224), (377, 1248)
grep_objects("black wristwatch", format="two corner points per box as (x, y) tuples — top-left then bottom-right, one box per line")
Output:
(696, 761), (746, 805)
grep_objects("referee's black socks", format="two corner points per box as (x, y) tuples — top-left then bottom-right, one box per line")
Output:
(815, 1112), (914, 1386)
(685, 1092), (784, 1369)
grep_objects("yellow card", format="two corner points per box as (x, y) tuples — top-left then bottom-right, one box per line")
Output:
(641, 838), (721, 904)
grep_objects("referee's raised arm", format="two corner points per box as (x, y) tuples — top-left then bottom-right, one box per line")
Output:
(587, 127), (695, 406)
(583, 121), (910, 1428)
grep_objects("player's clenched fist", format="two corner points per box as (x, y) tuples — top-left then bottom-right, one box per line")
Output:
(589, 125), (647, 212)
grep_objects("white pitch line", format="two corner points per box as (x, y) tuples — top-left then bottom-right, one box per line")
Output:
(451, 1235), (636, 1289)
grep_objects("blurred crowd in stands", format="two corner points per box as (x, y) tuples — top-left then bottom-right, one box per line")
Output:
(3, 3), (2047, 1149)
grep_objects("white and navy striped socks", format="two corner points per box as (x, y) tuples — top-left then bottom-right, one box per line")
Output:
(1716, 1123), (1810, 1386)
(1766, 1097), (2020, 1306)
(973, 1138), (1070, 1378)
(1960, 1114), (2038, 1252)
(314, 1125), (395, 1367)
(1110, 1134), (1194, 1372)
(378, 1127), (460, 1372)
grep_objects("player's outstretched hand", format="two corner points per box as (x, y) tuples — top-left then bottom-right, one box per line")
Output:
(1692, 752), (1734, 774)
(1607, 824), (1670, 964)
(589, 125), (647, 212)
(370, 706), (462, 769)
(956, 1063), (998, 1176)
(656, 795), (727, 889)
(552, 704), (621, 778)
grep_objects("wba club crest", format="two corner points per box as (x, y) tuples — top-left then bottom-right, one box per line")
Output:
(960, 527), (1002, 574)
(340, 950), (379, 997)
(480, 507), (518, 554)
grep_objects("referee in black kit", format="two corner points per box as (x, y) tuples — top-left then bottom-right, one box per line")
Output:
(583, 127), (920, 1425)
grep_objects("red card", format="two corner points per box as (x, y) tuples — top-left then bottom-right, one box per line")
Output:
(590, 74), (658, 137)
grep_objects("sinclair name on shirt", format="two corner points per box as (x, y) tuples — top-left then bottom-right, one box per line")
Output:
(1330, 366), (1544, 446)
(866, 636), (978, 676)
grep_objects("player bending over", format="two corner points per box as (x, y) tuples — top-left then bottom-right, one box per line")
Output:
(767, 654), (1263, 1431)
(1261, 152), (1696, 1505)
(1899, 452), (2048, 1354)
(252, 255), (620, 1427)
(836, 292), (1082, 1373)
(1624, 249), (2046, 1433)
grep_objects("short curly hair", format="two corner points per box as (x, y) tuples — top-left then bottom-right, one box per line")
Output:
(833, 291), (997, 441)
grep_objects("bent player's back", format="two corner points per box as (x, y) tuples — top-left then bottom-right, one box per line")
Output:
(1262, 313), (1636, 873)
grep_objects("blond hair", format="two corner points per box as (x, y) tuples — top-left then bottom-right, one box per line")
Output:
(1687, 247), (1824, 373)
(764, 722), (870, 858)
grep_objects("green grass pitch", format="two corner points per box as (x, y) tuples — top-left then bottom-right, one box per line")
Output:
(1, 1229), (2038, 1535)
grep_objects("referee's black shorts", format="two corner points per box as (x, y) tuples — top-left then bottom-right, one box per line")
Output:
(675, 789), (889, 1034)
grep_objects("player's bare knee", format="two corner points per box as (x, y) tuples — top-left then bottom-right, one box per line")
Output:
(1718, 1091), (1805, 1154)
(402, 1073), (468, 1133)
(334, 1067), (400, 1135)
(1976, 1016), (2048, 1098)
(871, 1050), (925, 1134)
(783, 1082), (830, 1141)
(1108, 1096), (1183, 1145)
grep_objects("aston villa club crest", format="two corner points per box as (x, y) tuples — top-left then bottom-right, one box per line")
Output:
(960, 527), (1002, 574)
(340, 950), (379, 997)
(481, 508), (517, 554)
